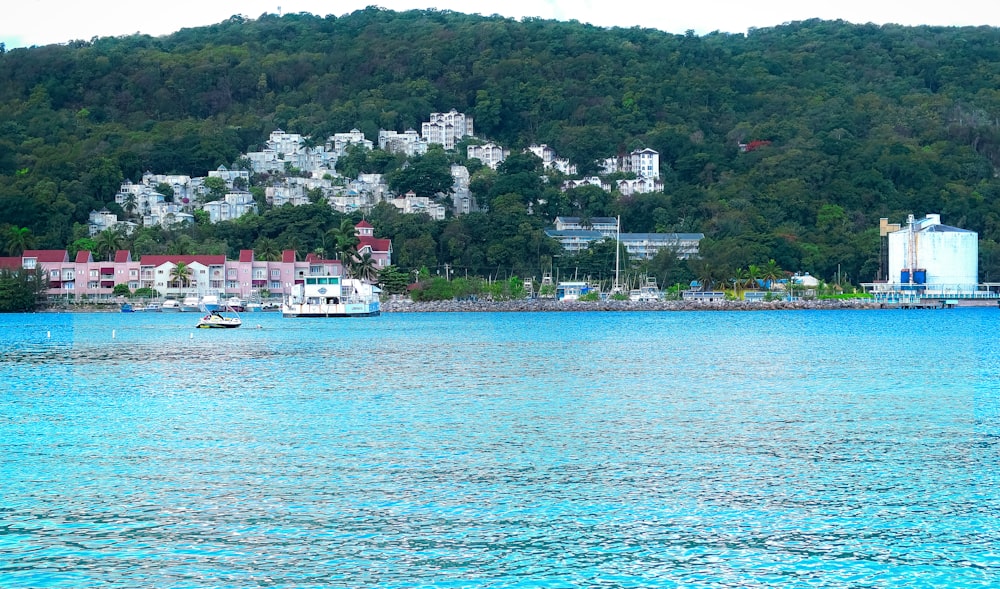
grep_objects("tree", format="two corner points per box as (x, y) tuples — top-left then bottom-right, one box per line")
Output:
(0, 267), (48, 312)
(377, 265), (410, 295)
(94, 228), (125, 261)
(762, 259), (784, 290)
(113, 283), (132, 296)
(254, 237), (280, 261)
(327, 219), (359, 261)
(121, 192), (139, 219)
(169, 262), (192, 297)
(203, 177), (228, 202)
(350, 251), (378, 283)
(4, 226), (36, 256)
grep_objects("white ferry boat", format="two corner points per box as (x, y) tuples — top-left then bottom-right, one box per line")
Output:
(282, 276), (380, 318)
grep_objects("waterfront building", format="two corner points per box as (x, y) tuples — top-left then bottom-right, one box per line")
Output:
(546, 221), (703, 260)
(16, 225), (390, 303)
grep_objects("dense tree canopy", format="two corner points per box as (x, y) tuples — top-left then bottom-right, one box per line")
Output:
(2, 10), (1000, 286)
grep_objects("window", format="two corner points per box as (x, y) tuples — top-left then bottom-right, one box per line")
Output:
(24, 259), (36, 269)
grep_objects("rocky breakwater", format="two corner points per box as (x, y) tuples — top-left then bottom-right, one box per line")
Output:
(381, 298), (882, 313)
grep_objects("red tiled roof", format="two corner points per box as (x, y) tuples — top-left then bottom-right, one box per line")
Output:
(239, 249), (254, 263)
(140, 255), (227, 266)
(114, 250), (131, 263)
(0, 257), (22, 270)
(355, 220), (373, 228)
(282, 249), (297, 263)
(75, 250), (93, 263)
(22, 250), (68, 263)
(358, 236), (391, 253)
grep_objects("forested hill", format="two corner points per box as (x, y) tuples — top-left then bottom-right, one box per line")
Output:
(2, 8), (1000, 284)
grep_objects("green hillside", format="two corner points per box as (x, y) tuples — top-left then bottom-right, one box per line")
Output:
(2, 8), (1000, 286)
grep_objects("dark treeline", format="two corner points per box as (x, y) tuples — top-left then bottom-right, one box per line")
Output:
(2, 9), (1000, 286)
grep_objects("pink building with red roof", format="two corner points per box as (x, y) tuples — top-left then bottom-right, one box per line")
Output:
(10, 224), (389, 302)
(355, 220), (392, 269)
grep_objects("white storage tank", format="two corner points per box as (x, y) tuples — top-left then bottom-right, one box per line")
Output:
(887, 214), (978, 295)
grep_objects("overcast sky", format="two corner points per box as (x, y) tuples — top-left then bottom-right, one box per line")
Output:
(3, 1), (998, 49)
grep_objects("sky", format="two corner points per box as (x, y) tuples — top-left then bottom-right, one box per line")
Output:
(3, 1), (999, 49)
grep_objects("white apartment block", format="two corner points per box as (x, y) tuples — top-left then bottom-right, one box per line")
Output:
(527, 144), (577, 175)
(144, 203), (194, 228)
(203, 192), (257, 224)
(329, 129), (373, 156)
(207, 165), (250, 188)
(467, 142), (509, 170)
(422, 109), (474, 150)
(246, 130), (337, 174)
(601, 148), (660, 179)
(606, 177), (664, 196)
(561, 177), (604, 191)
(88, 210), (135, 236)
(379, 129), (428, 156)
(266, 185), (309, 207)
(391, 192), (446, 220)
(450, 164), (474, 215)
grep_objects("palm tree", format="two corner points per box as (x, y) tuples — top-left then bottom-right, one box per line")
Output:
(732, 267), (750, 298)
(95, 227), (125, 261)
(4, 226), (36, 256)
(351, 251), (378, 283)
(121, 193), (138, 219)
(169, 262), (191, 298)
(327, 219), (359, 261)
(747, 264), (762, 291)
(762, 259), (783, 291)
(254, 237), (280, 261)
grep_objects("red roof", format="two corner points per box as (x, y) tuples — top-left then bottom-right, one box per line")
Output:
(23, 250), (68, 263)
(282, 249), (297, 263)
(140, 255), (227, 266)
(239, 249), (254, 263)
(0, 257), (22, 270)
(75, 250), (93, 263)
(355, 219), (373, 228)
(358, 236), (391, 253)
(114, 250), (131, 263)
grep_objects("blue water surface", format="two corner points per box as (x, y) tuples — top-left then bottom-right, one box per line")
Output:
(1, 309), (999, 588)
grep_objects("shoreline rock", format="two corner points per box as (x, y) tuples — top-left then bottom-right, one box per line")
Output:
(381, 298), (883, 313)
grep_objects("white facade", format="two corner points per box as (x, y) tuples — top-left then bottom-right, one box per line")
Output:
(391, 192), (446, 220)
(467, 142), (509, 170)
(422, 110), (473, 150)
(329, 129), (373, 156)
(203, 192), (257, 223)
(379, 129), (428, 156)
(887, 214), (978, 295)
(601, 148), (660, 179)
(527, 144), (577, 175)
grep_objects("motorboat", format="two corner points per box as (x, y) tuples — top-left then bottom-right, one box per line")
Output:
(196, 308), (242, 328)
(181, 295), (202, 312)
(160, 299), (181, 312)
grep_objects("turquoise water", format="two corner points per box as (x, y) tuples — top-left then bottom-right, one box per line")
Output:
(2, 309), (999, 588)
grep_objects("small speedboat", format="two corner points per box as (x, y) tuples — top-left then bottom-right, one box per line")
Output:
(196, 308), (242, 329)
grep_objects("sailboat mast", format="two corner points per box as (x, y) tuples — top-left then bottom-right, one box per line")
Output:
(614, 216), (621, 292)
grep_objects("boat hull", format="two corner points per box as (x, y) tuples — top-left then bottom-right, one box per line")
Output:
(281, 301), (380, 318)
(196, 320), (242, 328)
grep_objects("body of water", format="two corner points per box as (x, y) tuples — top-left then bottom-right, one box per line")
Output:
(2, 309), (999, 587)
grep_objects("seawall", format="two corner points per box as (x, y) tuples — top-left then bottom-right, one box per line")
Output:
(381, 298), (883, 313)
